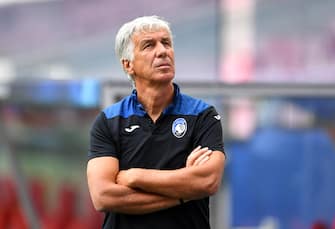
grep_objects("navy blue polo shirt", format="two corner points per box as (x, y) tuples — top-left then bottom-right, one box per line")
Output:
(88, 83), (224, 229)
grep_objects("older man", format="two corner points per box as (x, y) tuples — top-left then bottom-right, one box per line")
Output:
(87, 15), (226, 229)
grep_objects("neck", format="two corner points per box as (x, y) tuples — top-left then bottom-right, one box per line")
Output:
(136, 82), (174, 122)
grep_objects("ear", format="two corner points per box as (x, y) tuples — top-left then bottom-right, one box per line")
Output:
(122, 59), (134, 75)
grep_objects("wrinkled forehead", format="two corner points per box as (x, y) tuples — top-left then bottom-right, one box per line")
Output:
(133, 25), (171, 37)
(131, 27), (172, 44)
(132, 29), (172, 45)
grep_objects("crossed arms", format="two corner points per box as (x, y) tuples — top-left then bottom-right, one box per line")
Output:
(87, 146), (225, 215)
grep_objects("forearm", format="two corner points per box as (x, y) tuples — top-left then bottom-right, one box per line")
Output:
(116, 193), (179, 215)
(103, 184), (179, 214)
(128, 168), (208, 200)
(118, 151), (225, 200)
(87, 157), (179, 215)
(91, 180), (180, 214)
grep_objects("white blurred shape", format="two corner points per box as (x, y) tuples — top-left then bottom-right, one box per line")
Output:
(228, 98), (256, 140)
(0, 0), (57, 7)
(278, 102), (315, 129)
(0, 58), (15, 83)
(44, 64), (73, 80)
(259, 216), (279, 229)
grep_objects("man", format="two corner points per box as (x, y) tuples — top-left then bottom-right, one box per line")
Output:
(87, 15), (226, 229)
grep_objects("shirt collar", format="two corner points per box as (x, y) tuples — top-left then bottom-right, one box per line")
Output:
(131, 83), (180, 114)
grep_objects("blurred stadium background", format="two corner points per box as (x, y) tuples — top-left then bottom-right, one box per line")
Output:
(0, 0), (335, 228)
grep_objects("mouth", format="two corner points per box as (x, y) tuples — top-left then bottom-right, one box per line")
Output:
(155, 62), (173, 72)
(155, 62), (171, 68)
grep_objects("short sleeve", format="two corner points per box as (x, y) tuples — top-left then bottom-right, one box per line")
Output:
(193, 106), (225, 156)
(88, 112), (119, 160)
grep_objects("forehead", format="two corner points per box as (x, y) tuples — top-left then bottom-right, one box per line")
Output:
(132, 29), (171, 43)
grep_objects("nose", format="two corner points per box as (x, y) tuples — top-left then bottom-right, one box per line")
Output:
(155, 42), (168, 57)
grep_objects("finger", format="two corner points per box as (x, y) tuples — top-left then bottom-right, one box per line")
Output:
(186, 146), (207, 166)
(116, 170), (130, 186)
(186, 147), (209, 167)
(196, 155), (210, 166)
(189, 145), (201, 155)
(194, 150), (212, 166)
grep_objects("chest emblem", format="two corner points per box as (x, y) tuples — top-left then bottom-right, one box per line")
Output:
(172, 118), (187, 138)
(125, 125), (140, 133)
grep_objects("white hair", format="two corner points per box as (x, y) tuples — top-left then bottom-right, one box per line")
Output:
(115, 15), (173, 87)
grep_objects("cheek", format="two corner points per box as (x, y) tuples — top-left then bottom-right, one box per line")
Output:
(169, 51), (175, 62)
(133, 59), (152, 75)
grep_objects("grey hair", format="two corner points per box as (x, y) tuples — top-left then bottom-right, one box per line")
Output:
(115, 15), (173, 87)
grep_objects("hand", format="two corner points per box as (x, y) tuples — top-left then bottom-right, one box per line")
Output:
(116, 168), (138, 187)
(186, 146), (212, 167)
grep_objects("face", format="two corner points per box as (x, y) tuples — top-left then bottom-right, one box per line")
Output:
(123, 29), (175, 86)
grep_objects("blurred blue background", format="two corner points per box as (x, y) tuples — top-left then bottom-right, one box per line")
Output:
(0, 0), (335, 229)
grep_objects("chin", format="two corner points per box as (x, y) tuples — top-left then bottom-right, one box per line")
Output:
(155, 72), (174, 82)
(161, 75), (175, 84)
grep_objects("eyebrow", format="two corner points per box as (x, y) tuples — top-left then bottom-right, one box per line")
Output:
(139, 36), (171, 46)
(139, 38), (154, 46)
(161, 37), (171, 43)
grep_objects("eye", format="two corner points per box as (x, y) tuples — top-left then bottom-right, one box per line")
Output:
(162, 39), (171, 47)
(142, 41), (153, 50)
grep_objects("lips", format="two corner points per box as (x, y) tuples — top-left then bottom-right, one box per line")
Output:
(155, 62), (171, 68)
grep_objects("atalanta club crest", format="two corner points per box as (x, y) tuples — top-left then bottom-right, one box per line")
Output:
(172, 118), (187, 138)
